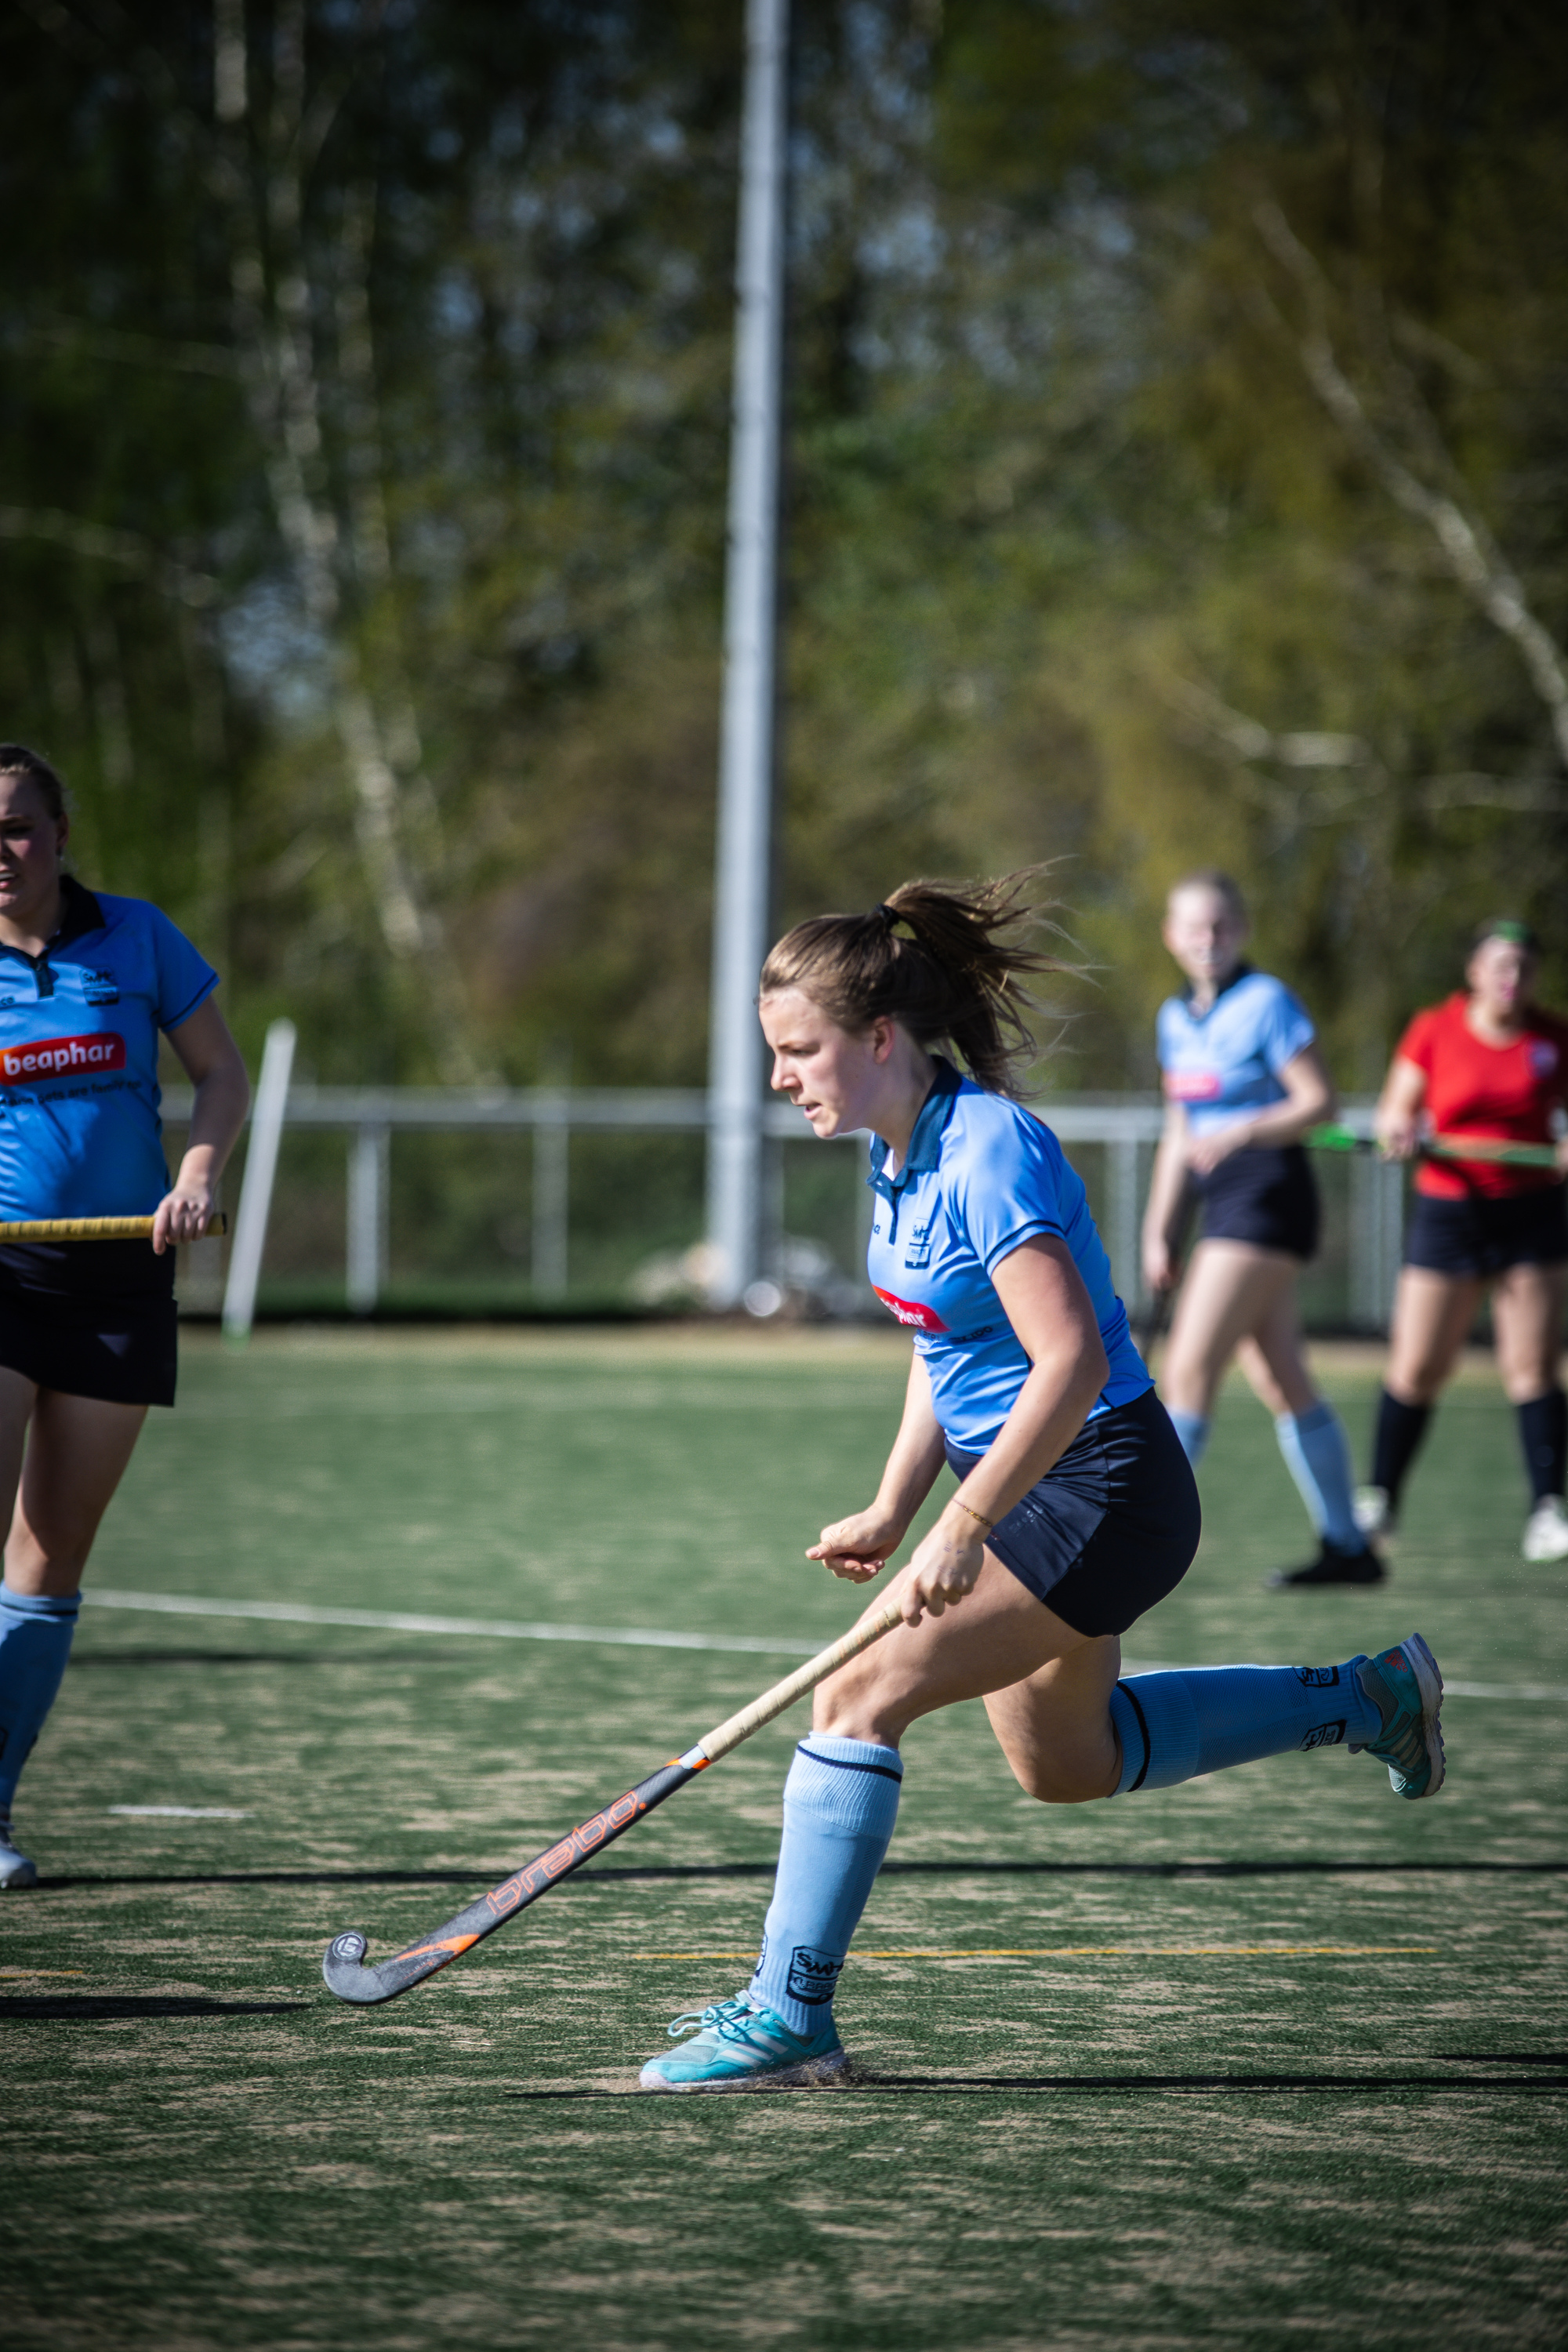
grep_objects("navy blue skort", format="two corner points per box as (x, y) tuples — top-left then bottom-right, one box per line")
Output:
(946, 1387), (1200, 1639)
(0, 1240), (178, 1406)
(1403, 1184), (1568, 1280)
(1192, 1142), (1319, 1261)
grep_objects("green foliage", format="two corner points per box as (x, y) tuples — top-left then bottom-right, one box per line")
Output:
(1, 1), (1565, 1097)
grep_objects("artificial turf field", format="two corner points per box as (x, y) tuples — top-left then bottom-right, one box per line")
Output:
(5, 1327), (1566, 2350)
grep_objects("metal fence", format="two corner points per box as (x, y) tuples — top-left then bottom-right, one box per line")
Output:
(164, 1051), (1404, 1336)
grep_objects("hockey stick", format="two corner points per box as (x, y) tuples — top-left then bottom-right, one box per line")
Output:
(1308, 1125), (1559, 1170)
(1134, 1283), (1173, 1357)
(322, 1593), (906, 2005)
(1134, 1178), (1192, 1356)
(0, 1212), (230, 1243)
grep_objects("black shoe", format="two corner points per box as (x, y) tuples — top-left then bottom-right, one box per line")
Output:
(1267, 1538), (1386, 1589)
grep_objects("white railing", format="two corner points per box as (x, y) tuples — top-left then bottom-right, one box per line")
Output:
(163, 1049), (1400, 1337)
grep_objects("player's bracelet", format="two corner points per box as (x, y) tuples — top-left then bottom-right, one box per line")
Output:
(953, 1496), (995, 1534)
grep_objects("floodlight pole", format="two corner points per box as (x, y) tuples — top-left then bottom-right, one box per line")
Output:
(706, 0), (789, 1309)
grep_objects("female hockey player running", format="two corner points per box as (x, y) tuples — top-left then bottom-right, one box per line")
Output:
(640, 874), (1443, 2091)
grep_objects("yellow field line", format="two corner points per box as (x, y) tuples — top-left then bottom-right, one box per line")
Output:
(630, 1945), (1439, 1960)
(0, 1967), (86, 1979)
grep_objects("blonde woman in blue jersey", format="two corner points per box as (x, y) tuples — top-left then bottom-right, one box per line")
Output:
(0, 746), (249, 1888)
(1142, 870), (1379, 1589)
(639, 873), (1445, 2091)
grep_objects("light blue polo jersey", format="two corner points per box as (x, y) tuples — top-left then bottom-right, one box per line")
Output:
(1155, 964), (1315, 1135)
(864, 1060), (1151, 1454)
(0, 879), (218, 1221)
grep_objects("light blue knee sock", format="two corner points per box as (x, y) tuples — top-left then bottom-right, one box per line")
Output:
(1109, 1658), (1380, 1792)
(1275, 1401), (1364, 1548)
(750, 1737), (902, 2034)
(0, 1584), (82, 1816)
(1167, 1409), (1210, 1466)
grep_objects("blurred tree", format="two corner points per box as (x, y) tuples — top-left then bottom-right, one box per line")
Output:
(0, 0), (742, 1081)
(0, 0), (1563, 1111)
(925, 0), (1568, 1082)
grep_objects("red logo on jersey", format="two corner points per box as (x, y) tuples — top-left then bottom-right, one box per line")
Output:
(0, 1032), (126, 1084)
(873, 1286), (949, 1334)
(1163, 1070), (1222, 1101)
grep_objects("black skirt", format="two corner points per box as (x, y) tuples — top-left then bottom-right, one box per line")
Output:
(0, 1240), (178, 1406)
(946, 1388), (1201, 1639)
(1403, 1185), (1568, 1279)
(1192, 1144), (1319, 1261)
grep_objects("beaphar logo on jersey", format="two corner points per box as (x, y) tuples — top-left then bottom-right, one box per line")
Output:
(1163, 1070), (1223, 1101)
(873, 1285), (949, 1334)
(0, 1032), (126, 1084)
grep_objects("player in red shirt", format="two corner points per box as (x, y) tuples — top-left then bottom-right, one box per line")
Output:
(1360, 920), (1568, 1560)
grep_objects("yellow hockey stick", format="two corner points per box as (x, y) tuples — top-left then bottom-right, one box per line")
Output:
(0, 1213), (229, 1243)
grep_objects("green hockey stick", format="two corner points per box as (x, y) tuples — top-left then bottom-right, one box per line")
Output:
(1308, 1123), (1559, 1170)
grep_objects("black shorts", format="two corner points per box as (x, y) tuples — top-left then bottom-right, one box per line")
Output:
(946, 1388), (1200, 1639)
(0, 1240), (178, 1406)
(1193, 1143), (1319, 1261)
(1403, 1185), (1568, 1280)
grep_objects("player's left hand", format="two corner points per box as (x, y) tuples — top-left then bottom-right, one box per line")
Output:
(1185, 1126), (1247, 1177)
(808, 1504), (905, 1584)
(151, 1185), (217, 1254)
(897, 1513), (986, 1625)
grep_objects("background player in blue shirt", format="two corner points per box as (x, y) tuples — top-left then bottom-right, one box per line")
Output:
(0, 744), (249, 1889)
(1142, 869), (1380, 1589)
(639, 872), (1444, 2092)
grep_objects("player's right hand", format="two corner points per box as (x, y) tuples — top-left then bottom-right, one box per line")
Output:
(151, 1183), (218, 1254)
(1377, 1118), (1421, 1160)
(1142, 1240), (1176, 1294)
(808, 1508), (904, 1584)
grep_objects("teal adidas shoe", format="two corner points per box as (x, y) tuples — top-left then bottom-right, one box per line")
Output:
(1354, 1634), (1445, 1799)
(639, 1992), (848, 2092)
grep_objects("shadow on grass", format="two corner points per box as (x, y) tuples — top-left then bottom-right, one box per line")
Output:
(38, 1855), (1568, 1894)
(508, 2066), (1568, 2102)
(1441, 2050), (1568, 2065)
(0, 1996), (310, 2020)
(41, 1869), (503, 1891)
(590, 1857), (1568, 1881)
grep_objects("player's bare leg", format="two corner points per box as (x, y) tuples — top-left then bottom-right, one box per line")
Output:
(1494, 1261), (1568, 1559)
(0, 1374), (148, 1883)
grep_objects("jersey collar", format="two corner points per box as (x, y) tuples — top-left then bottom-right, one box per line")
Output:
(1181, 959), (1253, 1018)
(0, 874), (106, 998)
(866, 1055), (964, 1201)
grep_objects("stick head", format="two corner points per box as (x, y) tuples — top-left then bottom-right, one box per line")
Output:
(322, 1929), (397, 2005)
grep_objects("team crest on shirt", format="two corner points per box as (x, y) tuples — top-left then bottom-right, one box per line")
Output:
(873, 1286), (948, 1334)
(82, 971), (120, 1005)
(1528, 1040), (1559, 1076)
(1163, 1070), (1222, 1101)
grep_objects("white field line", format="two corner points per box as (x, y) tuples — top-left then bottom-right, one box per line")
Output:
(79, 1588), (1568, 1700)
(107, 1805), (251, 1819)
(84, 1588), (818, 1657)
